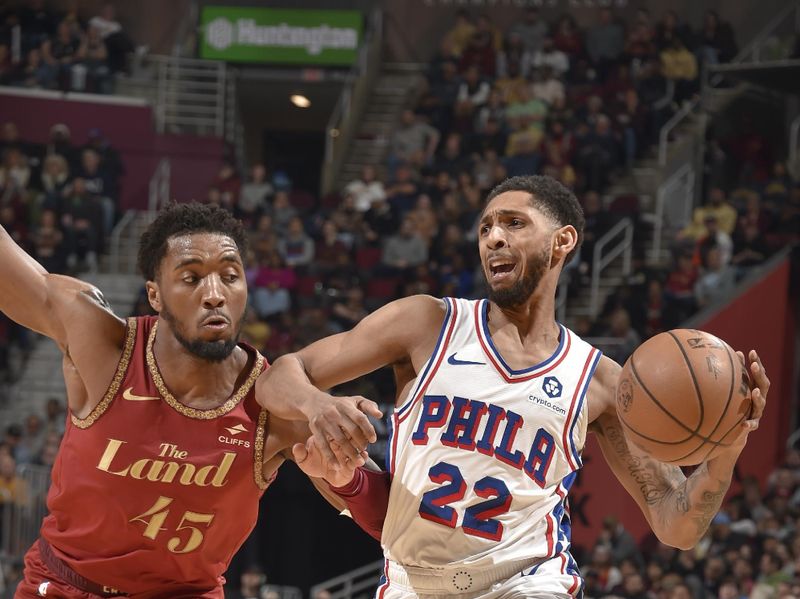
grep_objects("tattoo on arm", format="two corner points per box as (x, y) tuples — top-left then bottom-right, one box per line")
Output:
(598, 416), (682, 507)
(686, 467), (728, 535)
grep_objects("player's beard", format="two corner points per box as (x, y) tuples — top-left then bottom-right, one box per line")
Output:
(487, 245), (550, 309)
(160, 303), (242, 363)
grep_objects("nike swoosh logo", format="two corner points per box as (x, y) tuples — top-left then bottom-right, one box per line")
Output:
(122, 387), (161, 401)
(447, 352), (485, 366)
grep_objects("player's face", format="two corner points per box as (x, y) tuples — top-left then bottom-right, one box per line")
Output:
(153, 233), (247, 362)
(478, 192), (554, 309)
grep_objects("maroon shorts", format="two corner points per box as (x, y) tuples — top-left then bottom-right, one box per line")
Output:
(16, 540), (223, 599)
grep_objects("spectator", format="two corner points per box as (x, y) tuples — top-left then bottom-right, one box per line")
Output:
(459, 30), (497, 78)
(655, 10), (693, 52)
(576, 114), (619, 192)
(88, 2), (137, 73)
(694, 245), (736, 308)
(213, 161), (241, 210)
(362, 195), (399, 246)
(455, 65), (491, 130)
(681, 187), (738, 240)
(330, 288), (368, 333)
(388, 109), (440, 170)
(237, 163), (273, 225)
(46, 123), (77, 169)
(385, 164), (420, 216)
(443, 9), (475, 58)
(731, 222), (769, 274)
(419, 59), (460, 134)
(660, 38), (698, 103)
(586, 8), (625, 76)
(695, 213), (733, 267)
(509, 7), (548, 55)
(229, 565), (266, 599)
(495, 33), (532, 81)
(43, 398), (65, 436)
(530, 66), (565, 106)
(30, 208), (64, 273)
(278, 216), (314, 269)
(15, 47), (55, 89)
(552, 14), (583, 59)
(344, 165), (386, 213)
(625, 20), (658, 65)
(270, 190), (298, 231)
(604, 308), (641, 364)
(433, 133), (471, 177)
(583, 544), (623, 596)
(407, 194), (439, 248)
(381, 216), (428, 274)
(0, 452), (27, 508)
(314, 220), (350, 279)
(15, 414), (44, 466)
(531, 37), (570, 79)
(494, 60), (527, 105)
(19, 0), (57, 49)
(250, 251), (295, 319)
(61, 177), (101, 272)
(0, 44), (15, 86)
(41, 20), (87, 91)
(77, 148), (115, 234)
(84, 25), (111, 93)
(696, 10), (738, 68)
(664, 251), (698, 326)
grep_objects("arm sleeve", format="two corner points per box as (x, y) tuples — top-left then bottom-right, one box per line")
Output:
(329, 467), (390, 541)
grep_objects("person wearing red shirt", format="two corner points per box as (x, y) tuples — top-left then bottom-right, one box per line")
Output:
(0, 202), (377, 598)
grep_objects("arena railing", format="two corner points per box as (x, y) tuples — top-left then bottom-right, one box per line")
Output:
(309, 559), (385, 599)
(589, 217), (633, 318)
(321, 9), (384, 195)
(649, 162), (696, 264)
(0, 464), (50, 563)
(657, 2), (799, 169)
(150, 54), (228, 137)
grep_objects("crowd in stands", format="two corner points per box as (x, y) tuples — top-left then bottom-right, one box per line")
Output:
(1, 4), (800, 597)
(0, 119), (124, 383)
(0, 0), (141, 94)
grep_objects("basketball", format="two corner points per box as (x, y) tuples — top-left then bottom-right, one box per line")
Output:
(615, 329), (753, 466)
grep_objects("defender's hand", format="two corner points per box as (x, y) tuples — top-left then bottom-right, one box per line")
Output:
(307, 395), (382, 470)
(293, 436), (367, 488)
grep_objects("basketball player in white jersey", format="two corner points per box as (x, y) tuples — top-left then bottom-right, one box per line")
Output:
(259, 176), (769, 598)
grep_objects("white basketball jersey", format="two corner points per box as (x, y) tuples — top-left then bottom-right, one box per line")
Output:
(383, 298), (601, 578)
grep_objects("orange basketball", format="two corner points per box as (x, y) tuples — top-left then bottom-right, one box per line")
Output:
(615, 329), (752, 466)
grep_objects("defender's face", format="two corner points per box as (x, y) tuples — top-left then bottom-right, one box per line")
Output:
(478, 192), (554, 307)
(151, 233), (247, 354)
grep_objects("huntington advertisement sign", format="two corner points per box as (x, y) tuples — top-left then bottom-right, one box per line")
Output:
(200, 7), (362, 65)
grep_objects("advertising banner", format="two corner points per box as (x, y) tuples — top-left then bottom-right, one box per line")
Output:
(200, 7), (362, 66)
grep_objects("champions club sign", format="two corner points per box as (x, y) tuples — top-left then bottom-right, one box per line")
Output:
(200, 7), (362, 66)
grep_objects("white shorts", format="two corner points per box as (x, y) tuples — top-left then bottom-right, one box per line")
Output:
(375, 557), (582, 599)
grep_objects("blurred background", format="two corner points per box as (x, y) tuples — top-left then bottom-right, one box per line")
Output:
(0, 0), (798, 597)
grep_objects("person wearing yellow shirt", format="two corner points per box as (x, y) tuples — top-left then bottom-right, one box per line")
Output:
(680, 187), (739, 240)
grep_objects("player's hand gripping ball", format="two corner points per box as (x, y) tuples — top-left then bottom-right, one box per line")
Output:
(615, 329), (752, 466)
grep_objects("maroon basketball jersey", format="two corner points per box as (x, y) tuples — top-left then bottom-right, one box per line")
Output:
(40, 316), (270, 595)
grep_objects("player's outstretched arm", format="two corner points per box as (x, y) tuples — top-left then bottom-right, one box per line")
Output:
(0, 227), (125, 368)
(588, 352), (768, 549)
(256, 294), (447, 469)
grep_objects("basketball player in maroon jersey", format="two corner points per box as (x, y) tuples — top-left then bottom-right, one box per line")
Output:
(0, 202), (379, 598)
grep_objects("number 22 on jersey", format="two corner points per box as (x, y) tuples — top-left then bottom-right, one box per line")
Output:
(418, 428), (555, 541)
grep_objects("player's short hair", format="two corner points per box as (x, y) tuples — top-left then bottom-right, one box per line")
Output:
(137, 202), (248, 281)
(485, 175), (585, 264)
